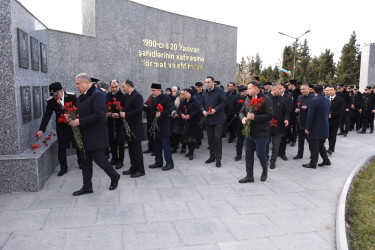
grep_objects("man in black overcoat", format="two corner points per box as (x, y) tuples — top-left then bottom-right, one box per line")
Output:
(69, 73), (120, 196)
(350, 86), (362, 131)
(36, 82), (81, 176)
(327, 86), (345, 155)
(120, 80), (146, 178)
(358, 86), (375, 134)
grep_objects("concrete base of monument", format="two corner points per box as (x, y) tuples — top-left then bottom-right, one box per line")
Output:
(0, 139), (59, 193)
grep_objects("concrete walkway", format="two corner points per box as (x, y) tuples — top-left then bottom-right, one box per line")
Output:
(0, 132), (374, 250)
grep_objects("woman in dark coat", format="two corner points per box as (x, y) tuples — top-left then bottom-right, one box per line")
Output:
(177, 88), (201, 160)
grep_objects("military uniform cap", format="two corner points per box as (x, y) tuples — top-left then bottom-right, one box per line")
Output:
(366, 86), (372, 90)
(264, 82), (272, 86)
(90, 77), (100, 83)
(215, 81), (221, 85)
(49, 82), (62, 96)
(289, 79), (297, 85)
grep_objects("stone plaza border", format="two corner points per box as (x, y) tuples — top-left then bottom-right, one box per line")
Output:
(336, 154), (375, 250)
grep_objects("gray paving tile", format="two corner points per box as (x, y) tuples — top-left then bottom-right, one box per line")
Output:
(64, 225), (123, 250)
(226, 195), (276, 214)
(174, 218), (235, 245)
(298, 190), (338, 207)
(168, 174), (208, 187)
(0, 193), (37, 211)
(270, 232), (334, 250)
(58, 180), (100, 194)
(75, 190), (120, 207)
(28, 192), (77, 209)
(96, 204), (146, 225)
(195, 184), (240, 200)
(98, 176), (136, 190)
(178, 165), (214, 176)
(218, 238), (279, 250)
(221, 214), (283, 240)
(230, 183), (275, 196)
(120, 188), (162, 204)
(122, 221), (182, 249)
(202, 173), (240, 185)
(166, 244), (220, 250)
(43, 207), (97, 229)
(0, 233), (11, 249)
(187, 200), (239, 218)
(262, 193), (316, 210)
(263, 179), (307, 193)
(0, 209), (50, 233)
(135, 176), (173, 189)
(159, 186), (203, 202)
(143, 201), (194, 222)
(316, 229), (336, 246)
(2, 230), (66, 250)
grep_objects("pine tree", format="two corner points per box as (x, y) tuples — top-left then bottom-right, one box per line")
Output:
(336, 31), (360, 85)
(296, 39), (311, 83)
(318, 49), (336, 83)
(271, 66), (280, 82)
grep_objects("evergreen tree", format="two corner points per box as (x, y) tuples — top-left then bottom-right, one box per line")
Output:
(318, 49), (336, 84)
(336, 31), (360, 84)
(306, 57), (320, 83)
(296, 39), (311, 83)
(270, 66), (280, 82)
(282, 45), (294, 81)
(236, 57), (250, 85)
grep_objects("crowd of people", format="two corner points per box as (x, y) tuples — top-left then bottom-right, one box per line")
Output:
(36, 73), (375, 195)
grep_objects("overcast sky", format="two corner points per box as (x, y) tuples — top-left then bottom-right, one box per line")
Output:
(19, 0), (375, 69)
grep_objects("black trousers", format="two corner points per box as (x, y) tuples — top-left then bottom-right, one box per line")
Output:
(236, 134), (245, 156)
(146, 122), (154, 151)
(171, 133), (181, 150)
(127, 140), (145, 174)
(350, 110), (361, 130)
(187, 141), (196, 155)
(308, 139), (330, 166)
(81, 148), (119, 190)
(340, 112), (350, 134)
(207, 124), (223, 160)
(58, 147), (81, 172)
(328, 126), (339, 152)
(296, 128), (310, 157)
(362, 116), (374, 132)
(279, 127), (290, 156)
(109, 139), (124, 163)
(226, 114), (237, 139)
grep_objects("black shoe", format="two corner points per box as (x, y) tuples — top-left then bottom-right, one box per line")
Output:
(291, 142), (296, 147)
(270, 164), (275, 169)
(143, 149), (152, 153)
(162, 165), (174, 171)
(327, 150), (332, 156)
(180, 149), (186, 154)
(149, 163), (162, 169)
(110, 160), (117, 165)
(280, 155), (288, 161)
(151, 152), (155, 156)
(58, 170), (67, 176)
(73, 188), (93, 196)
(171, 149), (177, 154)
(185, 152), (190, 157)
(318, 162), (331, 167)
(302, 163), (316, 169)
(293, 155), (303, 160)
(239, 176), (254, 183)
(261, 171), (267, 181)
(205, 157), (215, 164)
(228, 138), (234, 143)
(131, 172), (145, 178)
(109, 174), (120, 190)
(189, 154), (193, 160)
(216, 160), (221, 168)
(343, 133), (348, 137)
(195, 145), (200, 149)
(115, 163), (123, 169)
(234, 155), (241, 161)
(337, 132), (344, 135)
(357, 131), (366, 134)
(122, 169), (133, 175)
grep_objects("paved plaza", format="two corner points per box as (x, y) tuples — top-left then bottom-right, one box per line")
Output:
(0, 132), (374, 250)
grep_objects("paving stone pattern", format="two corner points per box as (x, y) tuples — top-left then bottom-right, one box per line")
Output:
(0, 132), (374, 249)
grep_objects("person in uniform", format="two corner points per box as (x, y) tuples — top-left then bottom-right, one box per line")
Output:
(148, 83), (175, 171)
(36, 82), (81, 176)
(350, 85), (362, 131)
(224, 82), (239, 143)
(287, 79), (301, 146)
(69, 73), (120, 196)
(106, 80), (126, 169)
(279, 82), (293, 160)
(358, 86), (375, 134)
(195, 81), (204, 148)
(337, 83), (350, 136)
(327, 86), (345, 155)
(234, 85), (248, 161)
(120, 80), (145, 178)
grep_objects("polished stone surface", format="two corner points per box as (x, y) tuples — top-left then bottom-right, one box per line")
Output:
(0, 132), (374, 249)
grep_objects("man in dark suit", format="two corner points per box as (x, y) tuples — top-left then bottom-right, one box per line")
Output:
(36, 82), (81, 176)
(148, 83), (174, 171)
(278, 82), (293, 160)
(225, 82), (239, 143)
(358, 86), (375, 134)
(200, 76), (226, 167)
(287, 79), (301, 146)
(337, 83), (350, 136)
(328, 86), (344, 155)
(106, 80), (126, 169)
(293, 83), (314, 159)
(303, 85), (331, 169)
(350, 86), (362, 131)
(120, 80), (145, 178)
(69, 73), (120, 196)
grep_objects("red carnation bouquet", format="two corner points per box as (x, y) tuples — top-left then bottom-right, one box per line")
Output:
(200, 106), (212, 128)
(59, 102), (85, 155)
(149, 103), (163, 138)
(242, 97), (264, 137)
(30, 144), (40, 154)
(112, 99), (135, 140)
(270, 118), (278, 127)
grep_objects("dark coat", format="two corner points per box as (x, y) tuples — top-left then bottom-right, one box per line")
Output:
(200, 85), (226, 125)
(234, 95), (247, 132)
(39, 91), (77, 149)
(177, 98), (201, 140)
(224, 90), (239, 115)
(296, 92), (314, 130)
(289, 88), (301, 123)
(268, 93), (290, 135)
(361, 92), (375, 118)
(239, 92), (273, 138)
(337, 89), (350, 109)
(143, 95), (153, 123)
(120, 89), (145, 142)
(329, 96), (345, 128)
(106, 90), (126, 141)
(150, 93), (173, 139)
(77, 84), (109, 151)
(305, 94), (331, 140)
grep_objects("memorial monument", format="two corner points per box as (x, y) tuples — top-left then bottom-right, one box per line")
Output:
(0, 0), (237, 192)
(359, 43), (375, 90)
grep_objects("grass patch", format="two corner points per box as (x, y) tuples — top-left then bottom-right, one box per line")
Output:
(346, 159), (375, 249)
